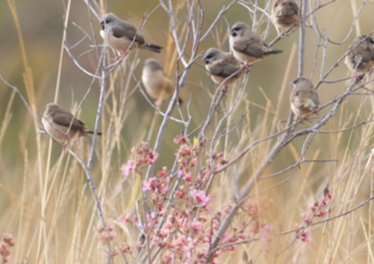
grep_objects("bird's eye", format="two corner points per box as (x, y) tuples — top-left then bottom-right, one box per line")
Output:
(282, 2), (286, 5)
(206, 55), (213, 59)
(274, 3), (278, 7)
(232, 27), (240, 31)
(295, 92), (299, 96)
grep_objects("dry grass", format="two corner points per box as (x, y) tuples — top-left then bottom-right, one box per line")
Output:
(1, 0), (374, 263)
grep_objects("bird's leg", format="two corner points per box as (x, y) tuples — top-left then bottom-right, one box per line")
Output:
(62, 140), (70, 151)
(221, 85), (228, 94)
(115, 52), (126, 61)
(243, 64), (251, 74)
(298, 115), (304, 124)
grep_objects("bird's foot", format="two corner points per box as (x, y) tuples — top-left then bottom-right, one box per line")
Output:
(62, 141), (70, 151)
(115, 53), (125, 61)
(221, 86), (228, 94)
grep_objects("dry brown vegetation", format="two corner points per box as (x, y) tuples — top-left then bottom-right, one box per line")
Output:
(1, 0), (374, 263)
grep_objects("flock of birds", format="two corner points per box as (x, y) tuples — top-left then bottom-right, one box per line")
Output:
(41, 0), (374, 149)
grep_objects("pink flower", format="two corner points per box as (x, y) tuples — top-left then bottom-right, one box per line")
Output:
(143, 177), (157, 191)
(190, 189), (211, 206)
(120, 214), (130, 224)
(300, 231), (311, 243)
(1, 234), (14, 247)
(191, 220), (202, 232)
(183, 171), (192, 182)
(261, 224), (274, 244)
(122, 160), (136, 176)
(301, 213), (312, 226)
(147, 152), (158, 164)
(120, 244), (131, 253)
(317, 211), (327, 217)
(111, 249), (118, 257)
(174, 135), (189, 144)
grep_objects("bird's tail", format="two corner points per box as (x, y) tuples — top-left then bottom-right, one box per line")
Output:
(264, 49), (283, 55)
(145, 42), (163, 53)
(85, 131), (103, 136)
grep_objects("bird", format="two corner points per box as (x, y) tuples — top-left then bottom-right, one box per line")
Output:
(100, 13), (162, 58)
(42, 103), (102, 149)
(141, 58), (182, 105)
(203, 48), (245, 89)
(289, 77), (319, 122)
(271, 0), (300, 35)
(345, 35), (374, 79)
(229, 22), (283, 65)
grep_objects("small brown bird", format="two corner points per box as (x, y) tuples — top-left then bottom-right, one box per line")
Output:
(271, 0), (300, 35)
(290, 77), (319, 122)
(345, 35), (374, 78)
(42, 103), (102, 149)
(229, 22), (282, 65)
(100, 13), (162, 57)
(203, 48), (245, 88)
(141, 58), (182, 105)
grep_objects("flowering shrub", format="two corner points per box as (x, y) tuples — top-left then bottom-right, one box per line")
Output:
(0, 233), (15, 263)
(95, 139), (276, 263)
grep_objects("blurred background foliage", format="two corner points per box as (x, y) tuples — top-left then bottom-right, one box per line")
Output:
(0, 0), (371, 163)
(0, 0), (374, 262)
(0, 0), (372, 179)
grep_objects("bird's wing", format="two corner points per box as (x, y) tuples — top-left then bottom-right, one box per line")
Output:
(112, 21), (145, 45)
(53, 113), (85, 131)
(312, 92), (320, 107)
(210, 59), (242, 78)
(233, 38), (264, 58)
(358, 49), (374, 63)
(162, 77), (175, 95)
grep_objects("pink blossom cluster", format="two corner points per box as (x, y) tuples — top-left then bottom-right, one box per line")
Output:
(296, 192), (333, 243)
(95, 223), (116, 244)
(122, 141), (158, 176)
(0, 233), (15, 263)
(111, 135), (276, 263)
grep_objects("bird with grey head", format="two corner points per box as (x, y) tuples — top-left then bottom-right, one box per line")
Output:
(203, 48), (245, 90)
(289, 77), (319, 123)
(100, 13), (163, 58)
(345, 35), (374, 80)
(271, 0), (300, 35)
(42, 103), (102, 150)
(142, 58), (182, 105)
(229, 22), (283, 65)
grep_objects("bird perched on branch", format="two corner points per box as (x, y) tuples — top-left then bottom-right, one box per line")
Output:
(271, 0), (300, 35)
(290, 77), (319, 122)
(100, 13), (162, 58)
(229, 22), (282, 65)
(42, 103), (102, 150)
(141, 58), (182, 106)
(203, 48), (245, 90)
(345, 35), (374, 79)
